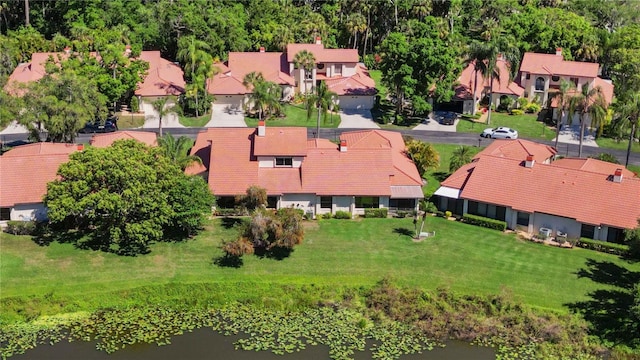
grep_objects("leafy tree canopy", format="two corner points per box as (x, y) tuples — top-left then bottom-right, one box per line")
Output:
(44, 140), (215, 255)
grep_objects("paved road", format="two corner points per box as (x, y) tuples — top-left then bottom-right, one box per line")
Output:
(2, 127), (639, 166)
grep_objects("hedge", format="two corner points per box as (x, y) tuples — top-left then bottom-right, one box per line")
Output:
(576, 238), (629, 256)
(462, 214), (507, 231)
(334, 211), (352, 219)
(277, 208), (305, 218)
(5, 221), (37, 235)
(364, 208), (388, 218)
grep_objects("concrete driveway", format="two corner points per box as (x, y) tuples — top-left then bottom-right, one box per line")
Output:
(141, 102), (184, 129)
(204, 104), (247, 127)
(412, 119), (459, 132)
(0, 121), (29, 135)
(552, 124), (598, 147)
(338, 109), (379, 129)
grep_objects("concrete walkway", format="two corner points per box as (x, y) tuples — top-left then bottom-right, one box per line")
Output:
(552, 124), (599, 147)
(141, 102), (184, 129)
(0, 121), (29, 135)
(204, 104), (247, 127)
(338, 110), (380, 129)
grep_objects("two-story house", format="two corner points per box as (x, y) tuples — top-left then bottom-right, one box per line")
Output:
(207, 38), (376, 112)
(186, 122), (423, 217)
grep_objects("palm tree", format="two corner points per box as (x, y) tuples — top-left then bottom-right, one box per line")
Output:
(157, 133), (202, 170)
(345, 13), (366, 49)
(465, 42), (490, 116)
(569, 84), (607, 158)
(306, 81), (337, 139)
(550, 79), (575, 150)
(614, 91), (640, 166)
(243, 72), (282, 121)
(177, 36), (213, 117)
(449, 145), (474, 172)
(293, 50), (316, 94)
(151, 96), (177, 137)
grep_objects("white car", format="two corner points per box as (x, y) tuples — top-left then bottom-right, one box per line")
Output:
(481, 127), (518, 139)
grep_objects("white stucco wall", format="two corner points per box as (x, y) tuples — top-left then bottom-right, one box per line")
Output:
(279, 194), (316, 214)
(11, 203), (48, 221)
(531, 212), (582, 239)
(214, 95), (245, 107)
(337, 96), (374, 110)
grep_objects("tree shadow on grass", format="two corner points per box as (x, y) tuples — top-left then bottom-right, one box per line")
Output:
(220, 217), (245, 229)
(393, 227), (414, 237)
(254, 246), (293, 260)
(566, 259), (640, 348)
(431, 171), (450, 182)
(32, 225), (86, 247)
(213, 254), (244, 268)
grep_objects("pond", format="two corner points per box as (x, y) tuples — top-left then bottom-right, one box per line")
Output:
(13, 328), (495, 360)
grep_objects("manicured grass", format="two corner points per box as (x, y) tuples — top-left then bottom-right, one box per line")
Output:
(179, 113), (210, 127)
(245, 104), (340, 128)
(595, 137), (640, 153)
(2, 217), (636, 315)
(114, 112), (145, 129)
(421, 143), (481, 197)
(457, 112), (556, 141)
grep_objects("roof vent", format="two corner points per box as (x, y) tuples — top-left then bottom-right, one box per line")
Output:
(613, 168), (623, 183)
(315, 36), (322, 45)
(555, 47), (562, 57)
(259, 47), (265, 53)
(64, 46), (71, 55)
(258, 120), (266, 137)
(340, 139), (347, 152)
(77, 144), (84, 151)
(525, 155), (535, 168)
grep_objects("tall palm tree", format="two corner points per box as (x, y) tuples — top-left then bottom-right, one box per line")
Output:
(293, 50), (316, 94)
(177, 36), (212, 117)
(465, 42), (490, 116)
(551, 79), (575, 150)
(614, 91), (640, 167)
(243, 72), (282, 121)
(345, 13), (366, 50)
(151, 96), (177, 137)
(306, 81), (337, 138)
(449, 145), (474, 172)
(157, 133), (202, 170)
(569, 84), (606, 158)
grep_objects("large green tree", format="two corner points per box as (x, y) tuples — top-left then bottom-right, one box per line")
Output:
(551, 79), (575, 150)
(404, 139), (439, 178)
(242, 72), (282, 121)
(44, 140), (214, 255)
(306, 81), (337, 138)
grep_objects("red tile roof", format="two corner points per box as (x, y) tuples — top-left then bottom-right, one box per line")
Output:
(325, 64), (377, 96)
(286, 44), (359, 63)
(446, 155), (640, 229)
(455, 59), (524, 100)
(2, 142), (80, 157)
(520, 52), (599, 78)
(552, 158), (637, 178)
(0, 153), (71, 207)
(135, 51), (185, 96)
(476, 139), (557, 163)
(207, 52), (294, 95)
(89, 131), (157, 148)
(187, 127), (423, 197)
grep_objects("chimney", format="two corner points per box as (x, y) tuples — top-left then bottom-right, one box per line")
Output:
(64, 46), (71, 55)
(315, 36), (322, 45)
(340, 139), (347, 152)
(77, 144), (84, 151)
(125, 44), (132, 55)
(497, 53), (504, 61)
(613, 168), (623, 183)
(258, 120), (266, 137)
(555, 47), (562, 57)
(525, 155), (535, 168)
(259, 47), (265, 53)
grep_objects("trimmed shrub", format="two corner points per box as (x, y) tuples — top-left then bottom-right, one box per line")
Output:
(364, 208), (388, 218)
(445, 211), (452, 218)
(334, 211), (352, 219)
(576, 238), (629, 256)
(322, 212), (333, 219)
(277, 208), (304, 218)
(524, 102), (541, 113)
(462, 214), (507, 231)
(5, 221), (37, 235)
(395, 210), (409, 218)
(510, 109), (524, 116)
(435, 211), (445, 217)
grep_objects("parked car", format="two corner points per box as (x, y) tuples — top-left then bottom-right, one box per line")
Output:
(433, 111), (458, 125)
(481, 127), (518, 139)
(79, 118), (118, 134)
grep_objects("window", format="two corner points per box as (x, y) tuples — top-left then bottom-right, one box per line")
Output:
(216, 196), (236, 209)
(525, 73), (530, 80)
(355, 196), (379, 208)
(305, 71), (313, 80)
(467, 201), (506, 221)
(580, 224), (595, 239)
(316, 63), (325, 70)
(334, 65), (342, 75)
(535, 77), (545, 91)
(266, 196), (278, 209)
(517, 212), (530, 226)
(607, 227), (625, 244)
(320, 196), (332, 209)
(0, 207), (10, 220)
(570, 77), (579, 86)
(275, 157), (293, 167)
(389, 199), (415, 209)
(551, 75), (560, 82)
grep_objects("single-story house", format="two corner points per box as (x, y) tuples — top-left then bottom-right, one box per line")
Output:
(90, 130), (157, 148)
(186, 123), (423, 216)
(434, 139), (640, 243)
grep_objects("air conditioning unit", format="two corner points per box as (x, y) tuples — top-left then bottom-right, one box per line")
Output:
(539, 227), (551, 239)
(556, 231), (568, 240)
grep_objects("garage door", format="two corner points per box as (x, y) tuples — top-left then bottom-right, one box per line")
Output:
(338, 96), (374, 110)
(214, 95), (244, 107)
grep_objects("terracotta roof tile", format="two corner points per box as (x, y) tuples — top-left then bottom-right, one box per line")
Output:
(254, 127), (308, 156)
(2, 142), (80, 157)
(90, 131), (157, 148)
(455, 59), (524, 100)
(286, 44), (359, 63)
(0, 154), (70, 207)
(207, 52), (294, 95)
(135, 51), (185, 96)
(476, 139), (557, 163)
(552, 158), (637, 178)
(520, 52), (599, 78)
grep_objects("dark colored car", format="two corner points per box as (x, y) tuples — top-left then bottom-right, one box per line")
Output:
(433, 111), (458, 125)
(79, 118), (118, 134)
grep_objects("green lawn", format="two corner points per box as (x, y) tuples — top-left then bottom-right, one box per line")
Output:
(422, 143), (481, 197)
(457, 112), (556, 141)
(2, 217), (635, 314)
(115, 112), (146, 129)
(595, 136), (640, 153)
(245, 104), (340, 128)
(179, 113), (211, 127)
